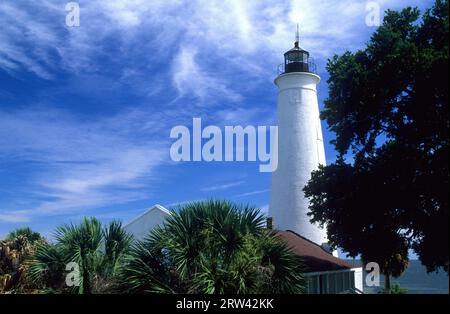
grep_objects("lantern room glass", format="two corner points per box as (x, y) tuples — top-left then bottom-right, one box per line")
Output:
(284, 49), (310, 73)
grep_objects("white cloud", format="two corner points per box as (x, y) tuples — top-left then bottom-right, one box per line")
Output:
(201, 181), (245, 192)
(0, 107), (167, 221)
(171, 46), (242, 103)
(0, 211), (31, 223)
(0, 0), (432, 87)
(232, 189), (270, 198)
(0, 1), (60, 79)
(259, 204), (269, 216)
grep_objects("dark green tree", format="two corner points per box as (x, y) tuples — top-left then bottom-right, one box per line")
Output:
(303, 0), (449, 289)
(6, 227), (42, 244)
(119, 200), (305, 294)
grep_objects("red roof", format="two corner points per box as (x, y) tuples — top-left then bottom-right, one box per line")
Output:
(276, 230), (359, 273)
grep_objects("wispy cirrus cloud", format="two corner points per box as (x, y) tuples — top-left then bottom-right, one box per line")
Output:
(232, 189), (271, 198)
(0, 101), (269, 222)
(1, 0), (430, 86)
(0, 107), (167, 221)
(171, 46), (242, 103)
(201, 181), (245, 192)
(0, 1), (60, 79)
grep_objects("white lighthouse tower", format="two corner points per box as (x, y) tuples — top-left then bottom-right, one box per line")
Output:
(269, 29), (328, 247)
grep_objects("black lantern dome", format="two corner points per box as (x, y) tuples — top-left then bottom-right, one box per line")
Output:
(281, 25), (315, 74)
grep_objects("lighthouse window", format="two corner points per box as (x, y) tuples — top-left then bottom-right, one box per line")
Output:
(303, 53), (308, 63)
(286, 53), (300, 63)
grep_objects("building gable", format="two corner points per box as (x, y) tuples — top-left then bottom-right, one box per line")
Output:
(124, 204), (171, 240)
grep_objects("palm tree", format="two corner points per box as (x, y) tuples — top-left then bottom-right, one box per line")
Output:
(28, 218), (132, 294)
(6, 227), (42, 244)
(119, 200), (305, 294)
(361, 230), (409, 293)
(1, 228), (43, 293)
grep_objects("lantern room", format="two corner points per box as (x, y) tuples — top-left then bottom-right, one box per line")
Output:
(284, 41), (311, 73)
(279, 26), (316, 74)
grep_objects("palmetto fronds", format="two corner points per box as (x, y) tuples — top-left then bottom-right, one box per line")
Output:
(28, 218), (132, 294)
(119, 200), (305, 294)
(6, 227), (42, 244)
(103, 220), (133, 277)
(27, 242), (66, 291)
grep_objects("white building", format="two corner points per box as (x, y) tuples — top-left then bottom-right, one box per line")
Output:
(268, 31), (364, 293)
(124, 204), (171, 240)
(269, 31), (328, 247)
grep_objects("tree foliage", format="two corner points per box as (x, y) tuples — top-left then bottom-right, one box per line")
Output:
(304, 0), (449, 280)
(28, 218), (132, 294)
(119, 200), (305, 294)
(6, 227), (42, 244)
(0, 228), (43, 293)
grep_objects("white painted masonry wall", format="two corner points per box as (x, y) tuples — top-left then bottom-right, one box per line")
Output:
(124, 204), (171, 241)
(305, 267), (364, 294)
(269, 72), (328, 246)
(353, 267), (364, 292)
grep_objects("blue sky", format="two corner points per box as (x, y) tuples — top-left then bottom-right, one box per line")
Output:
(0, 0), (434, 242)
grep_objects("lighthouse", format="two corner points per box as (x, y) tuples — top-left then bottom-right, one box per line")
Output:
(269, 28), (328, 247)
